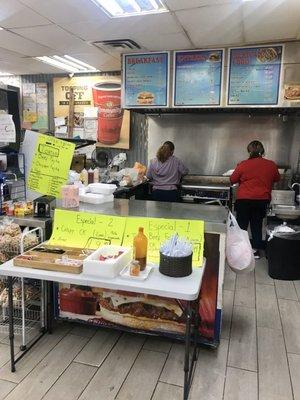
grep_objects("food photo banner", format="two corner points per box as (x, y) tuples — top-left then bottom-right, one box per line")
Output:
(227, 45), (283, 106)
(123, 52), (169, 108)
(173, 49), (223, 107)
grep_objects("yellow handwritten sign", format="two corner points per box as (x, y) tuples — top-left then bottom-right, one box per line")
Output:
(123, 217), (204, 267)
(48, 209), (126, 249)
(28, 134), (75, 198)
(48, 210), (204, 266)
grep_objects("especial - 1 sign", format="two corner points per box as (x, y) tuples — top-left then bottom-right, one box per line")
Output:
(173, 49), (223, 107)
(123, 52), (169, 108)
(228, 45), (283, 106)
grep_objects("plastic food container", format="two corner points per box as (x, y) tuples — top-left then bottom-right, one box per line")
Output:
(83, 245), (132, 278)
(88, 183), (117, 195)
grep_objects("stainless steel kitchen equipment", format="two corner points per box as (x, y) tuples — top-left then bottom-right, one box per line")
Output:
(180, 175), (232, 207)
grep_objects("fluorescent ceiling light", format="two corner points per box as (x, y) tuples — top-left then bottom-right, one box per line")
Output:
(0, 72), (13, 76)
(35, 55), (99, 73)
(242, 0), (255, 2)
(0, 27), (4, 30)
(93, 0), (168, 17)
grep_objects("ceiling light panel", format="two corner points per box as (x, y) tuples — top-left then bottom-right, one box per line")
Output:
(35, 55), (99, 73)
(93, 0), (168, 17)
(0, 72), (13, 76)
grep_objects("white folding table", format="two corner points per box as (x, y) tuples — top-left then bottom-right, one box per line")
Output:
(0, 260), (205, 400)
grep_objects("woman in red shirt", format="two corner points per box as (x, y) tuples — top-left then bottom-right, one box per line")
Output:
(230, 141), (280, 259)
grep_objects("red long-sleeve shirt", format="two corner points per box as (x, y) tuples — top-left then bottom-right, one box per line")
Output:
(230, 157), (280, 200)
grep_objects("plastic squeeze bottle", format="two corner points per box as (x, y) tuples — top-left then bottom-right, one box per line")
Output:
(133, 227), (148, 271)
(80, 168), (88, 186)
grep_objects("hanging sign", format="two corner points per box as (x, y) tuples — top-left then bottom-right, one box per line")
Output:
(173, 49), (223, 107)
(228, 45), (283, 105)
(123, 52), (169, 108)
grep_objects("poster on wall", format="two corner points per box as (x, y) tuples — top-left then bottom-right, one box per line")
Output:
(53, 75), (130, 149)
(283, 83), (300, 101)
(32, 83), (48, 130)
(228, 45), (283, 106)
(22, 83), (37, 123)
(123, 52), (169, 108)
(173, 49), (223, 107)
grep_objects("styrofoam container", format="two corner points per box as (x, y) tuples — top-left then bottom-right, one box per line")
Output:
(88, 183), (117, 195)
(79, 193), (114, 204)
(83, 246), (132, 278)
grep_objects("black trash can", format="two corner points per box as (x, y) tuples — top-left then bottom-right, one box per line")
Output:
(267, 233), (300, 280)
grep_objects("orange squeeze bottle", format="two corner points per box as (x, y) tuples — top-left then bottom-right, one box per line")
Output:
(133, 227), (148, 271)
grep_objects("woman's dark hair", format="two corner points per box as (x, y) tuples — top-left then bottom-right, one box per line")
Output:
(157, 141), (175, 163)
(247, 140), (265, 158)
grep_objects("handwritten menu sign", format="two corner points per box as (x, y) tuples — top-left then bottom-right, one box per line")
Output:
(48, 210), (205, 267)
(174, 49), (223, 106)
(28, 134), (75, 198)
(123, 217), (204, 267)
(228, 45), (283, 105)
(48, 209), (126, 249)
(123, 52), (169, 108)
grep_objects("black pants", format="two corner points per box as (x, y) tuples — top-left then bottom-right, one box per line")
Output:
(152, 189), (180, 203)
(235, 199), (269, 250)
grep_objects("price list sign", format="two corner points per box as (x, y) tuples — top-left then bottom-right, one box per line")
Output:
(173, 49), (223, 107)
(28, 134), (75, 198)
(228, 45), (283, 105)
(123, 52), (169, 108)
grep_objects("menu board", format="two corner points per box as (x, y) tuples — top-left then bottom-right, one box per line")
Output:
(28, 134), (75, 198)
(123, 52), (169, 108)
(228, 45), (283, 105)
(173, 49), (223, 107)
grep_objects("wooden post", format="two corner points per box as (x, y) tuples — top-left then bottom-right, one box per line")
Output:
(68, 86), (75, 138)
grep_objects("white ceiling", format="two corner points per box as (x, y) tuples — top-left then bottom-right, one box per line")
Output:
(0, 0), (299, 75)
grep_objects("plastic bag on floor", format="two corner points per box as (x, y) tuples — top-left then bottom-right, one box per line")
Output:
(226, 212), (255, 274)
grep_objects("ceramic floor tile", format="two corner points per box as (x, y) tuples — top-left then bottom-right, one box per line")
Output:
(224, 367), (258, 400)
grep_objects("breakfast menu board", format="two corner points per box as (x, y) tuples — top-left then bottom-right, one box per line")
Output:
(28, 134), (75, 198)
(173, 49), (223, 106)
(123, 52), (169, 108)
(228, 45), (283, 105)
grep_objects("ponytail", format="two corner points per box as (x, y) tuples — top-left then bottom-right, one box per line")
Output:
(156, 141), (175, 163)
(247, 140), (265, 159)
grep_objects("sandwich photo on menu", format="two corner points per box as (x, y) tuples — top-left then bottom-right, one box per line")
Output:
(59, 285), (186, 334)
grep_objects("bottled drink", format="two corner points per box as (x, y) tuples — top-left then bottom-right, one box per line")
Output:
(88, 168), (94, 184)
(133, 227), (148, 271)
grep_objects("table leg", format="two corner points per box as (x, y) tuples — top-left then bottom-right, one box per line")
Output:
(8, 277), (16, 373)
(46, 281), (53, 334)
(184, 302), (192, 400)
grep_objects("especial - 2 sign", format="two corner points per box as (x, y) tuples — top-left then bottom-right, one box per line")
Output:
(173, 49), (224, 107)
(228, 45), (283, 106)
(123, 52), (169, 108)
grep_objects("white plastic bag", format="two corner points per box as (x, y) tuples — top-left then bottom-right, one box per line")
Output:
(226, 212), (255, 274)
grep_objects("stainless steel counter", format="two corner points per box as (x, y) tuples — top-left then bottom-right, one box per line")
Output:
(75, 199), (228, 233)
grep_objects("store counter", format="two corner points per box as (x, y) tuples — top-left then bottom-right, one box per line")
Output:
(77, 198), (227, 234)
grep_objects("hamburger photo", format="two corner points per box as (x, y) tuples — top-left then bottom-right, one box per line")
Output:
(137, 91), (155, 105)
(94, 289), (186, 334)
